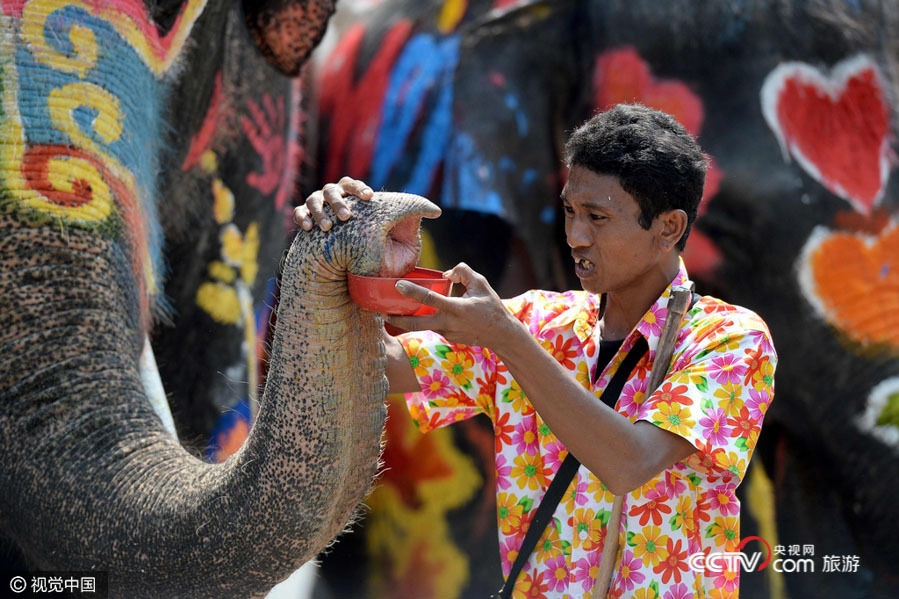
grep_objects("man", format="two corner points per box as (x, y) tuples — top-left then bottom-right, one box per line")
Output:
(297, 104), (776, 599)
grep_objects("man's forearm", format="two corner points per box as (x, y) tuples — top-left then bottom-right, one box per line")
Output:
(493, 320), (693, 495)
(383, 329), (420, 394)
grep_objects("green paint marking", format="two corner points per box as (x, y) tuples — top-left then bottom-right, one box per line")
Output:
(876, 392), (899, 427)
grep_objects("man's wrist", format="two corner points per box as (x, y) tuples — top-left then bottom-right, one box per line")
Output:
(491, 313), (531, 361)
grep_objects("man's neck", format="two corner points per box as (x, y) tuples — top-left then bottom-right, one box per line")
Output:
(598, 257), (680, 340)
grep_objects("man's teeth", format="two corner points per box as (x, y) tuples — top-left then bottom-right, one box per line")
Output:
(578, 258), (594, 269)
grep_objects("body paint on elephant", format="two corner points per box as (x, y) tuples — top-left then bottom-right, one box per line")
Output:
(764, 56), (898, 352)
(0, 0), (207, 327)
(319, 21), (530, 219)
(190, 153), (262, 419)
(761, 55), (891, 216)
(857, 377), (899, 450)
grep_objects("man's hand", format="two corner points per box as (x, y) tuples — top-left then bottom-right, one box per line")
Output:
(294, 177), (374, 231)
(386, 263), (521, 350)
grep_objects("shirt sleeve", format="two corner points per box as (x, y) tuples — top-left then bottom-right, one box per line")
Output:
(634, 313), (777, 488)
(396, 291), (538, 433)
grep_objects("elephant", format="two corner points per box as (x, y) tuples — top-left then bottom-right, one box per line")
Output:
(305, 0), (899, 597)
(0, 0), (408, 596)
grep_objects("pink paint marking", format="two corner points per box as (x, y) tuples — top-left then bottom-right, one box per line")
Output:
(182, 71), (223, 171)
(761, 56), (890, 215)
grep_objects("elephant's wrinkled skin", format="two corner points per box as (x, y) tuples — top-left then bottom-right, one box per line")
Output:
(0, 1), (426, 596)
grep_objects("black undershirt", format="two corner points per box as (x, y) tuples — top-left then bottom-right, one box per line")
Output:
(594, 338), (625, 408)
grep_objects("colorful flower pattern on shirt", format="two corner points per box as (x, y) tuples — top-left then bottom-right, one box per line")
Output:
(399, 262), (776, 599)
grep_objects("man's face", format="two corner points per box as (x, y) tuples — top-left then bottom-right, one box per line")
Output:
(561, 166), (667, 295)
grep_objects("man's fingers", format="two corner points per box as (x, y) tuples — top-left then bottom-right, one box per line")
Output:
(306, 191), (332, 230)
(339, 176), (374, 201)
(395, 280), (453, 311)
(444, 262), (485, 289)
(323, 183), (352, 221)
(293, 206), (313, 231)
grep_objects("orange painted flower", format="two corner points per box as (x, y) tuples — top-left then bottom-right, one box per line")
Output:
(631, 525), (670, 567)
(404, 337), (435, 377)
(653, 402), (696, 437)
(570, 506), (603, 551)
(441, 349), (475, 388)
(714, 383), (745, 417)
(511, 453), (546, 491)
(497, 492), (525, 535)
(654, 381), (692, 406)
(707, 516), (740, 551)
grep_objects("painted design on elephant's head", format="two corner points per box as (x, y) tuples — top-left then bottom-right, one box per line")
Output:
(857, 377), (899, 450)
(0, 0), (207, 327)
(592, 46), (723, 278)
(798, 223), (899, 350)
(761, 55), (891, 216)
(365, 395), (481, 598)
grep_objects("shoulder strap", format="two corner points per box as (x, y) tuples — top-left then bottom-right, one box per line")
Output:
(494, 336), (649, 599)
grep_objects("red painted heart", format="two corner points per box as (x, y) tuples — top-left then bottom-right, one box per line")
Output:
(761, 56), (891, 215)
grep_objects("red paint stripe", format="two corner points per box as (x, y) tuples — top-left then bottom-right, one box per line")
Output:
(182, 71), (223, 171)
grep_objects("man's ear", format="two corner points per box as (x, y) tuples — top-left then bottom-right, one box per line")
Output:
(243, 0), (337, 76)
(657, 209), (688, 251)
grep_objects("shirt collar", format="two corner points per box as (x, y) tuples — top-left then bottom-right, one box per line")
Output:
(558, 258), (692, 347)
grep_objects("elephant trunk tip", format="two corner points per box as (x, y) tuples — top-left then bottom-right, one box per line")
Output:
(370, 192), (441, 277)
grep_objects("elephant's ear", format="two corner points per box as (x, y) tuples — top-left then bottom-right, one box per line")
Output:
(243, 0), (337, 76)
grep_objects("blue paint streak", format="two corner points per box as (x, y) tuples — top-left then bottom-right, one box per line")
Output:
(207, 398), (252, 461)
(255, 277), (278, 338)
(371, 34), (460, 192)
(323, 231), (337, 262)
(441, 132), (505, 216)
(540, 205), (556, 224)
(504, 93), (528, 136)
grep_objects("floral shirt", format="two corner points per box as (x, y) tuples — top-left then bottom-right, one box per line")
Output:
(398, 262), (776, 599)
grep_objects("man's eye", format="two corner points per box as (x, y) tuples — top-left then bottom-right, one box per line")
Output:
(590, 214), (606, 221)
(562, 206), (574, 215)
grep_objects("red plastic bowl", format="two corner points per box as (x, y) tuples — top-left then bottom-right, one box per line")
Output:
(347, 267), (452, 316)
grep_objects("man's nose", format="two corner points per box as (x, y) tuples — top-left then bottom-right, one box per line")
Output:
(566, 219), (591, 248)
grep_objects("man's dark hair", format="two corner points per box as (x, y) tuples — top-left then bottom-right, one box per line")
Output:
(564, 104), (708, 251)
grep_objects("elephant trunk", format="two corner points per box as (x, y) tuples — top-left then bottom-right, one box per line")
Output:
(0, 193), (440, 597)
